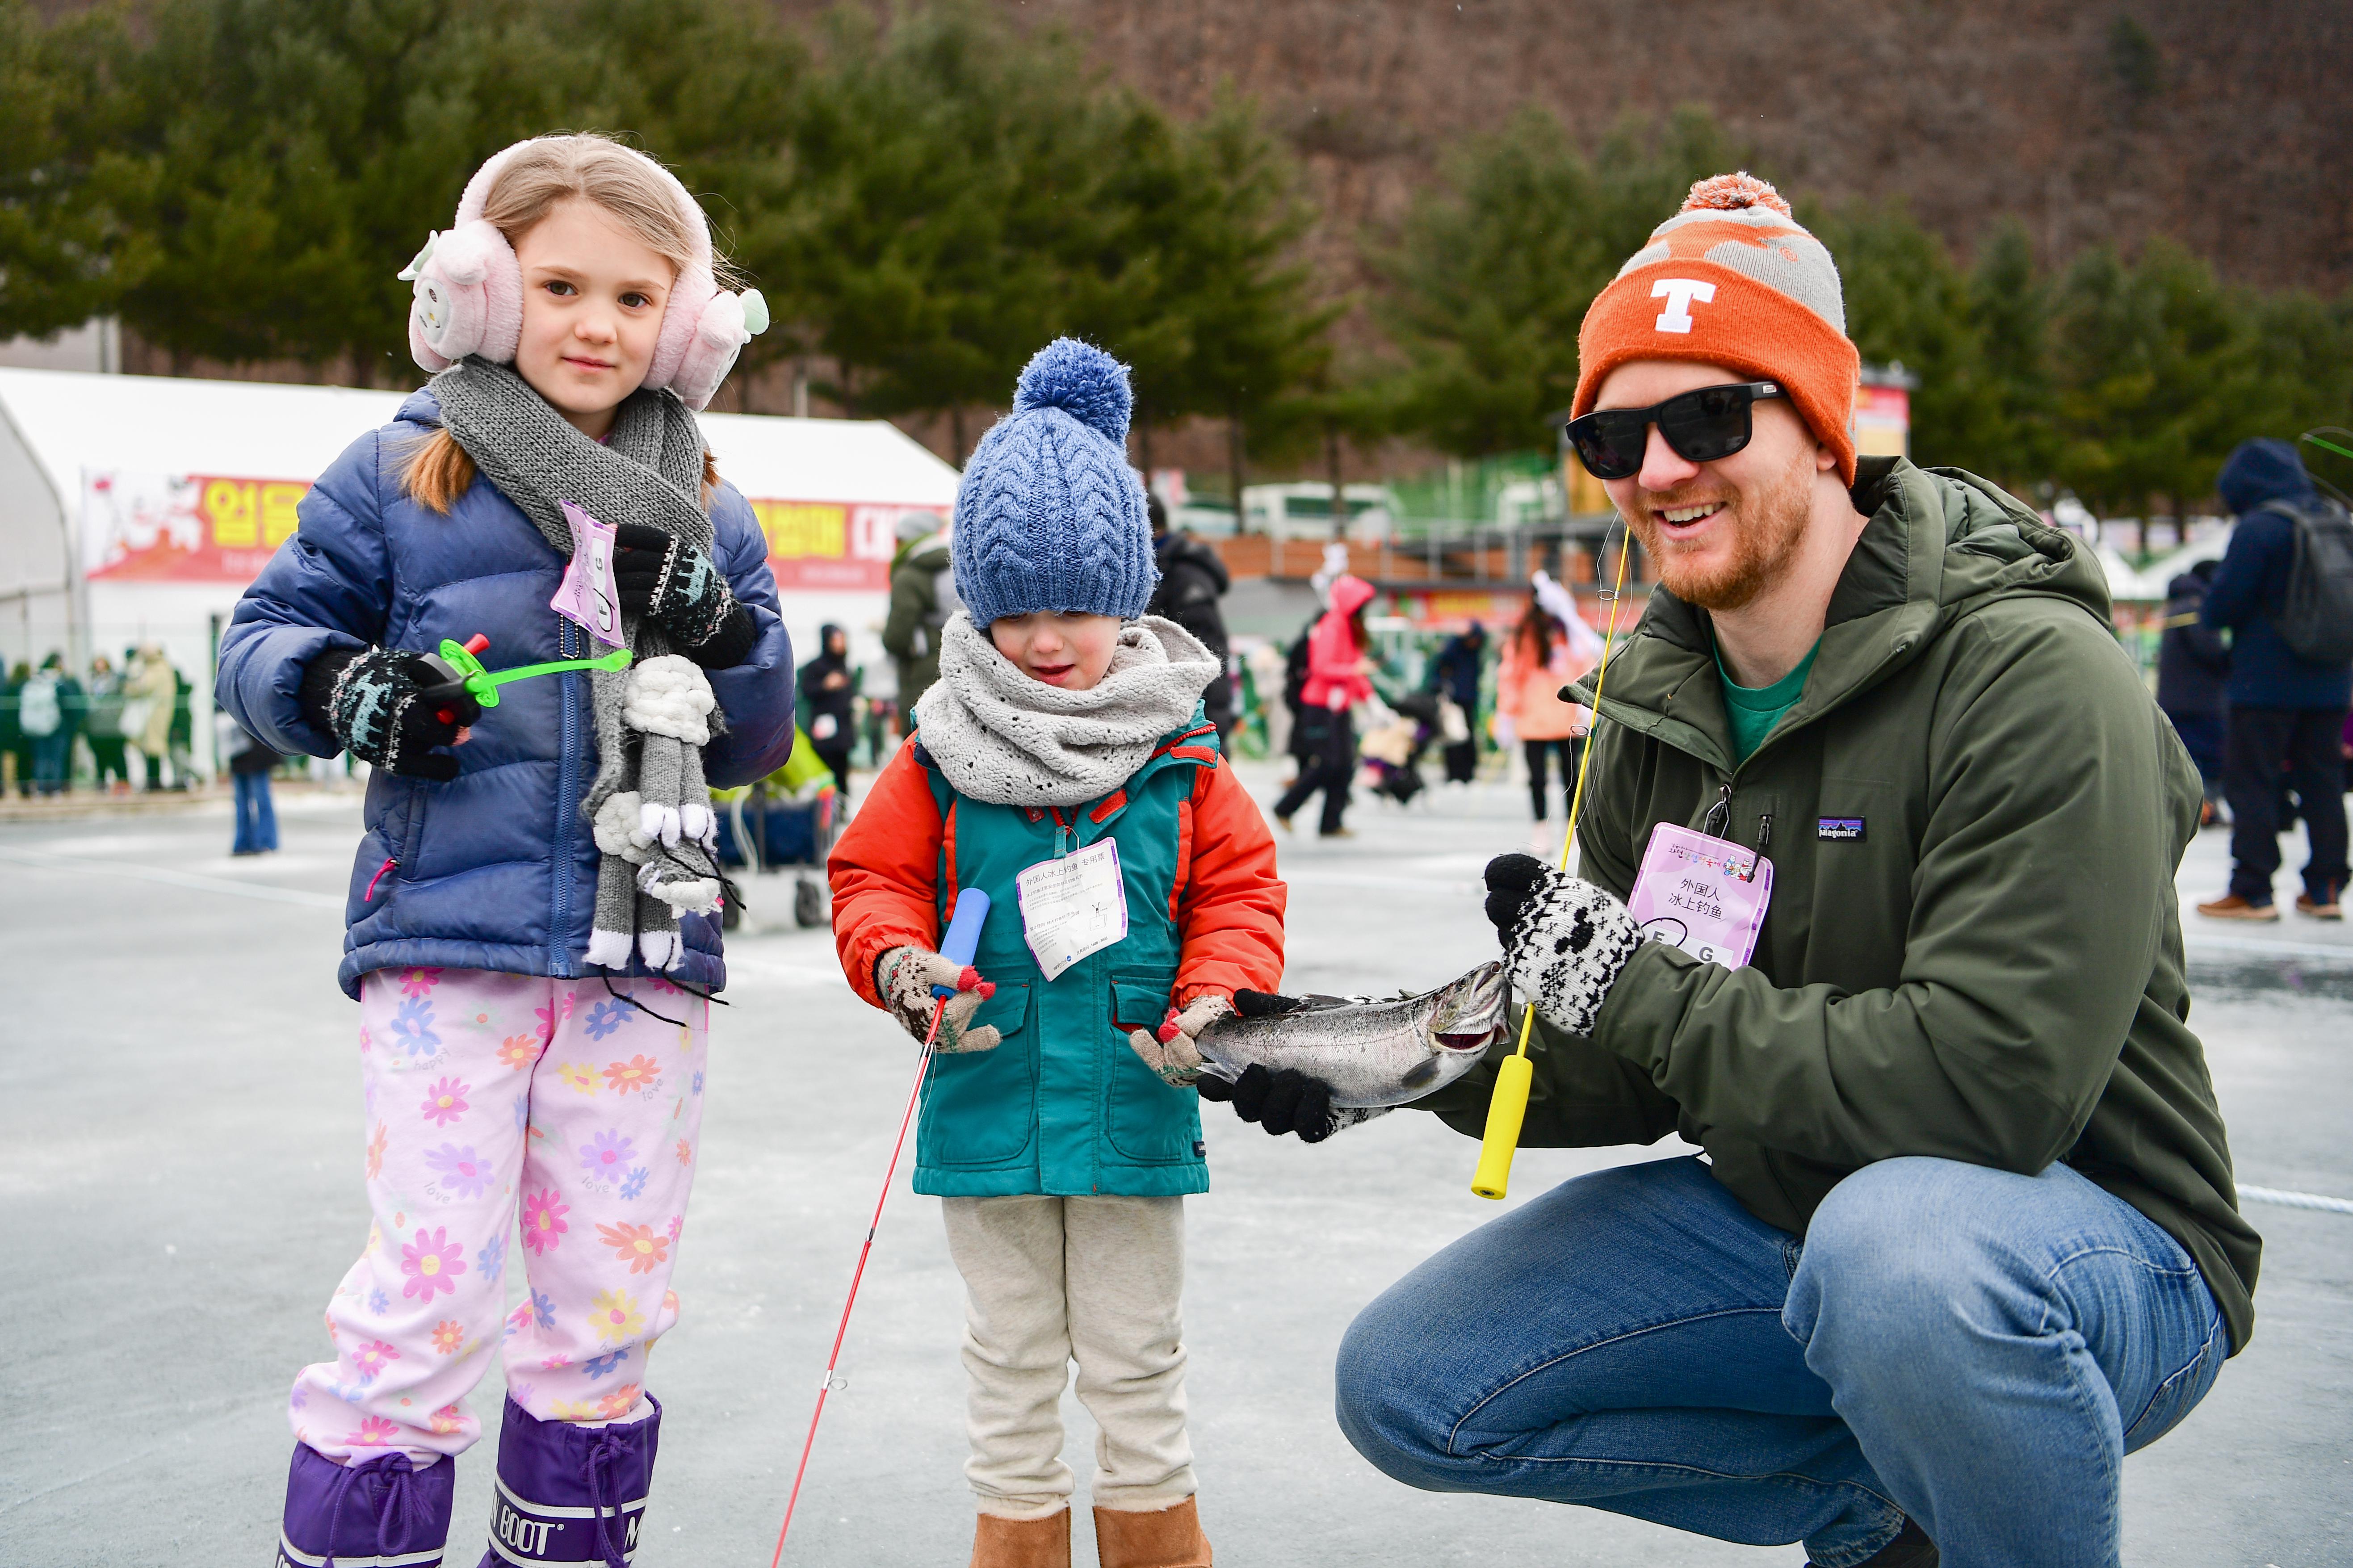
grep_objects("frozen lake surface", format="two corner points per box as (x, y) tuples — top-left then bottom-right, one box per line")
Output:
(4, 766), (2348, 1565)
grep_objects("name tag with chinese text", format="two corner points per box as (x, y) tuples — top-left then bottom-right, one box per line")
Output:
(1015, 837), (1129, 981)
(1626, 821), (1772, 969)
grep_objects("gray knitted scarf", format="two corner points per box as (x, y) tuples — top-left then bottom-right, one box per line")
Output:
(431, 356), (724, 970)
(913, 612), (1219, 807)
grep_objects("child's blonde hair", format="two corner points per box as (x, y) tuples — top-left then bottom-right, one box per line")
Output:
(405, 134), (730, 513)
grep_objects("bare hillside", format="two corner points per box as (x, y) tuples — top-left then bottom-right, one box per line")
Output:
(808, 0), (2350, 298)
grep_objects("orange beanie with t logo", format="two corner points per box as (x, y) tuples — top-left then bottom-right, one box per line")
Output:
(1572, 173), (1861, 484)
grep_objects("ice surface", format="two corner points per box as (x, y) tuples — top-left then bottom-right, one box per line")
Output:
(2, 770), (2347, 1565)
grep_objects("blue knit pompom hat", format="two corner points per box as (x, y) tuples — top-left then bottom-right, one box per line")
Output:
(952, 338), (1158, 626)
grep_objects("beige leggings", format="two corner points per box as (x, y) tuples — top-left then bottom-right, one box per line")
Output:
(940, 1195), (1194, 1519)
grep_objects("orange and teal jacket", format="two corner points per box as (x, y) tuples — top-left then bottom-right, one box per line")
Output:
(829, 717), (1285, 1197)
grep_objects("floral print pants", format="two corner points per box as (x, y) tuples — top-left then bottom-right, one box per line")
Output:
(289, 968), (708, 1464)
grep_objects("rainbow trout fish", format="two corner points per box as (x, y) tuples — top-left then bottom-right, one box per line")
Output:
(1193, 962), (1510, 1108)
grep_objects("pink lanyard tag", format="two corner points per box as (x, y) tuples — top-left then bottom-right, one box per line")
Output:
(1626, 820), (1774, 970)
(550, 501), (623, 647)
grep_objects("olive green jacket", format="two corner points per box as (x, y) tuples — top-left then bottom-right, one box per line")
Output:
(882, 533), (954, 714)
(1420, 458), (2261, 1353)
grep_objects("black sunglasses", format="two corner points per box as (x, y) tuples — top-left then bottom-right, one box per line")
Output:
(1564, 382), (1785, 480)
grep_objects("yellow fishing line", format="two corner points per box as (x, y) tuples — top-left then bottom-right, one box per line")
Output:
(1472, 527), (1634, 1199)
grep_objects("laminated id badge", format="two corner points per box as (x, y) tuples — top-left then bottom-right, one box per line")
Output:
(1625, 821), (1773, 970)
(1015, 837), (1129, 981)
(550, 500), (624, 647)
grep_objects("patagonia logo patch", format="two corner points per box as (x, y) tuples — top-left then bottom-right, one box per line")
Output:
(1194, 1141), (1207, 1158)
(1817, 817), (1866, 842)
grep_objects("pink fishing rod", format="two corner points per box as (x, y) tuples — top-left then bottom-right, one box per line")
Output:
(767, 888), (993, 1567)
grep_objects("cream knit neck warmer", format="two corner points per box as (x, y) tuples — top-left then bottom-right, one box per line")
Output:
(913, 612), (1218, 807)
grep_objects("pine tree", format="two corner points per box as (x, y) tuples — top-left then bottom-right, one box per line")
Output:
(1374, 105), (1739, 457)
(0, 0), (148, 341)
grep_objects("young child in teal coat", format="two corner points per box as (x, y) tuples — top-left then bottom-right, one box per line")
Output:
(829, 340), (1285, 1568)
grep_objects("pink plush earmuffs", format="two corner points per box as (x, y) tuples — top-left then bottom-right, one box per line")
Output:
(397, 138), (768, 412)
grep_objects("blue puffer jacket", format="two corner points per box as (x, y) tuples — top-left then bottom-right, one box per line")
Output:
(218, 390), (796, 998)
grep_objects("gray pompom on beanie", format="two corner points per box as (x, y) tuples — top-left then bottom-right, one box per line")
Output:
(952, 338), (1158, 626)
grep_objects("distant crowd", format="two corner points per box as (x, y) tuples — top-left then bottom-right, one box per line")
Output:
(0, 646), (199, 797)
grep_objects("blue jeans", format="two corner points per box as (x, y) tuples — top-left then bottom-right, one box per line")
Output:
(233, 768), (278, 853)
(1335, 1156), (2226, 1568)
(31, 731), (71, 795)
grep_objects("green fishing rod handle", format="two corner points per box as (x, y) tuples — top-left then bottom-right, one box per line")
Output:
(433, 637), (633, 711)
(489, 646), (635, 685)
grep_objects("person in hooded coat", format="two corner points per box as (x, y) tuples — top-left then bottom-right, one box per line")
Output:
(1272, 574), (1376, 838)
(883, 510), (956, 728)
(2194, 438), (2350, 920)
(797, 622), (860, 799)
(1145, 494), (1235, 746)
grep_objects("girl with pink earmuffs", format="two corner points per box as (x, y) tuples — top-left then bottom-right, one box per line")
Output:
(218, 132), (795, 1566)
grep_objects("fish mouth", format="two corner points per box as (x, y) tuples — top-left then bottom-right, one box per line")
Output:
(1430, 962), (1509, 1051)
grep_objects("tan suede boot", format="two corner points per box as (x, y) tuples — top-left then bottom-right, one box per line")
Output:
(971, 1508), (1072, 1568)
(1092, 1498), (1211, 1568)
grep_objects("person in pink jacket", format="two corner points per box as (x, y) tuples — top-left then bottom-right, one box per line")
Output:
(1275, 574), (1376, 837)
(1493, 586), (1597, 833)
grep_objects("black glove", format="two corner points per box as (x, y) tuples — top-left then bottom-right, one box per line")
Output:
(300, 646), (481, 781)
(1195, 988), (1399, 1144)
(612, 523), (756, 668)
(1200, 1063), (1342, 1142)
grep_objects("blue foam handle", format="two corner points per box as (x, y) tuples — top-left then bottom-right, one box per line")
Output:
(934, 889), (992, 998)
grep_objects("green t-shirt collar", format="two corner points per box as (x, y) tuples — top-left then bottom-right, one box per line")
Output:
(1715, 640), (1820, 764)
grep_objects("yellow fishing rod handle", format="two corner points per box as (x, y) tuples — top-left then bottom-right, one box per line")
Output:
(1470, 522), (1633, 1202)
(1471, 1051), (1536, 1200)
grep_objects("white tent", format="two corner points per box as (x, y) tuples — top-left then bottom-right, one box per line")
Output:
(0, 367), (958, 768)
(2090, 541), (2158, 606)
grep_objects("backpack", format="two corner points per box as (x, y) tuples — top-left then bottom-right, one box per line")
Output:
(1282, 613), (1318, 717)
(2270, 497), (2353, 665)
(18, 675), (59, 738)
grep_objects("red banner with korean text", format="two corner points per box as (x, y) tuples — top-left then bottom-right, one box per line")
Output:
(80, 470), (946, 593)
(751, 499), (943, 591)
(80, 470), (313, 582)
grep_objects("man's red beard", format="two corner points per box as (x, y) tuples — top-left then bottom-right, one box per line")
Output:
(1623, 449), (1814, 612)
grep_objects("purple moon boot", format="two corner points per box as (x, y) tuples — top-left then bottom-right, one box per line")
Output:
(277, 1441), (454, 1566)
(477, 1392), (662, 1567)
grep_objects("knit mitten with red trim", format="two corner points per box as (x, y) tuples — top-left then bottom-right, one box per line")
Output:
(877, 946), (1000, 1052)
(1127, 995), (1230, 1087)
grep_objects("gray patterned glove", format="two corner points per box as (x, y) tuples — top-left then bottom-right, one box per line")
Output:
(1482, 853), (1644, 1036)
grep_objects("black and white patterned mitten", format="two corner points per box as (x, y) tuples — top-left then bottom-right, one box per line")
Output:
(1482, 853), (1644, 1036)
(302, 646), (481, 780)
(612, 523), (755, 667)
